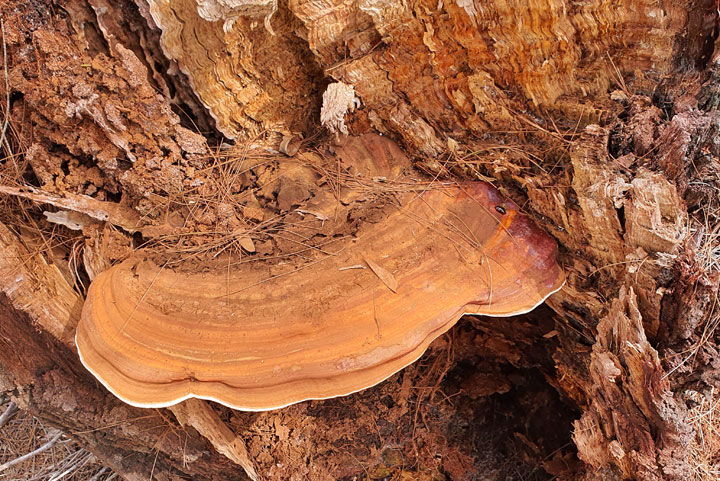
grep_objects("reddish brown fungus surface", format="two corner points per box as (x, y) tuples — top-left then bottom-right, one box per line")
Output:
(76, 135), (564, 410)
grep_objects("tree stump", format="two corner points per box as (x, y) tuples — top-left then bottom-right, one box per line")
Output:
(0, 0), (718, 479)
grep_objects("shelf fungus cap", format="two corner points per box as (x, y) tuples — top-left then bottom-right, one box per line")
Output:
(76, 178), (564, 411)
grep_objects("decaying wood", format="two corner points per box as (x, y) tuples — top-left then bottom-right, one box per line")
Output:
(0, 0), (719, 479)
(140, 0), (691, 153)
(0, 221), (81, 344)
(573, 287), (692, 480)
(169, 399), (258, 481)
(0, 185), (142, 232)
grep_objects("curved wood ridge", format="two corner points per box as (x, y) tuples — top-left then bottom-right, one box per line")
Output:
(77, 139), (564, 411)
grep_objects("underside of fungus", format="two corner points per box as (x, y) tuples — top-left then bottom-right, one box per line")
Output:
(76, 135), (565, 411)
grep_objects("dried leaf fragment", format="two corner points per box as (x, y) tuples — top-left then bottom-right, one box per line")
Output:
(364, 256), (399, 293)
(238, 236), (256, 253)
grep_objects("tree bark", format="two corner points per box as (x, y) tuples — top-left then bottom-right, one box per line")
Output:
(0, 0), (718, 480)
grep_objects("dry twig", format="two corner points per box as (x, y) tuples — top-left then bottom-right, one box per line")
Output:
(0, 401), (18, 429)
(0, 430), (63, 472)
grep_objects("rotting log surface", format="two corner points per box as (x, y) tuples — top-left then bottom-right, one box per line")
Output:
(0, 0), (719, 480)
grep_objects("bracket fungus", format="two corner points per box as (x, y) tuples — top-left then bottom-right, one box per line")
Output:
(76, 135), (565, 411)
